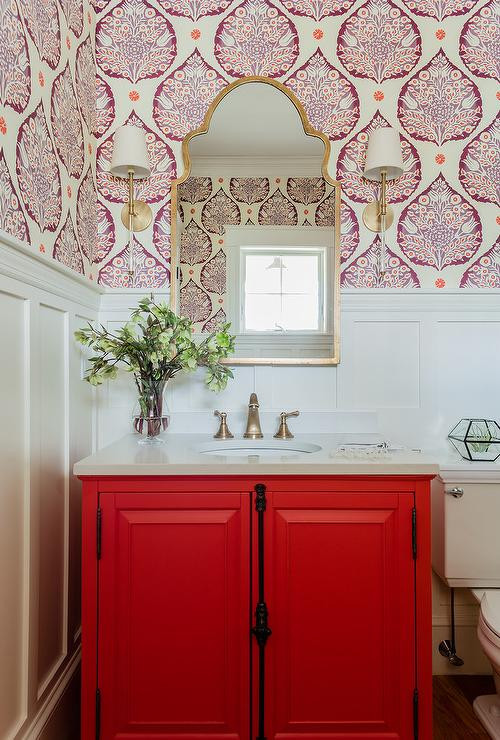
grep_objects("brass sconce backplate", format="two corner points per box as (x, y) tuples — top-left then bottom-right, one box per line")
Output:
(120, 200), (153, 232)
(362, 201), (394, 233)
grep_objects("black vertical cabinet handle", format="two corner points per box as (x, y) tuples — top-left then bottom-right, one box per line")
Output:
(252, 483), (271, 740)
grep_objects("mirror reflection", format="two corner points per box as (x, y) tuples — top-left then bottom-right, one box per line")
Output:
(172, 79), (340, 364)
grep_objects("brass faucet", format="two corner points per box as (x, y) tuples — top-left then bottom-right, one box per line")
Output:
(243, 393), (263, 439)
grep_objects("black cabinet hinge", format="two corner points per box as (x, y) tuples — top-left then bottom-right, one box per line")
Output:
(413, 688), (419, 740)
(95, 688), (101, 740)
(97, 507), (102, 560)
(412, 507), (417, 560)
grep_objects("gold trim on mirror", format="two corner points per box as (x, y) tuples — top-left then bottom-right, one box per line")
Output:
(170, 75), (341, 366)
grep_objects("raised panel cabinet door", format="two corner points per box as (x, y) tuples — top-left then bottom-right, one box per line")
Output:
(261, 490), (416, 740)
(98, 490), (251, 740)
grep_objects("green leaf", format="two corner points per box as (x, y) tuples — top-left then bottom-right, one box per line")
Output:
(76, 294), (235, 393)
(74, 329), (89, 345)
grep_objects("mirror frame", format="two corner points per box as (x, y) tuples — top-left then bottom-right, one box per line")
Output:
(170, 75), (341, 366)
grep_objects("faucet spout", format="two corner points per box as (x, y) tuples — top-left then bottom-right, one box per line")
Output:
(243, 393), (263, 439)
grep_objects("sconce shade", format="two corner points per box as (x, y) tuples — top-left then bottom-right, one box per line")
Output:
(363, 128), (404, 182)
(109, 125), (151, 179)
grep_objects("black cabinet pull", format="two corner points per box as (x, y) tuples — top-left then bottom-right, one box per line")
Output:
(252, 483), (271, 740)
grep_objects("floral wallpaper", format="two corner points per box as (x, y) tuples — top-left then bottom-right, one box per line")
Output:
(1, 0), (498, 288)
(177, 175), (339, 331)
(91, 0), (498, 290)
(0, 0), (96, 277)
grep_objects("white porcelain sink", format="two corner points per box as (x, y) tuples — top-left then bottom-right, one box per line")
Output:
(197, 440), (322, 458)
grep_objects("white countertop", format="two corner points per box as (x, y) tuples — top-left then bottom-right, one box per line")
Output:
(74, 433), (441, 477)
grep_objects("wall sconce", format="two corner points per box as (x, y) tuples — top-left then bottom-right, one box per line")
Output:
(362, 127), (404, 273)
(109, 125), (152, 275)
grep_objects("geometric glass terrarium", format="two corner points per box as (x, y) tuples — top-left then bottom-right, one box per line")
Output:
(448, 418), (500, 462)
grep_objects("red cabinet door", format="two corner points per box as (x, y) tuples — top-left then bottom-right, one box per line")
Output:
(260, 487), (416, 740)
(98, 490), (250, 740)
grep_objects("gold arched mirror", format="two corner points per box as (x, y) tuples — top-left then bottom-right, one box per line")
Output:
(170, 77), (341, 365)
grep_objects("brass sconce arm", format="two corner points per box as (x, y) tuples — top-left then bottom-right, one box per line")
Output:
(362, 168), (393, 233)
(121, 170), (152, 234)
(379, 169), (387, 218)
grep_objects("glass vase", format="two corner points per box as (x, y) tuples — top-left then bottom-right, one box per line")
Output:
(133, 378), (169, 445)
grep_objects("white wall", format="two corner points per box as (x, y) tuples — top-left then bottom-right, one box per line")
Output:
(98, 290), (500, 450)
(0, 232), (99, 739)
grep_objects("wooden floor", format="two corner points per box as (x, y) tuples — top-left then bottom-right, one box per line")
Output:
(65, 672), (494, 739)
(433, 675), (495, 739)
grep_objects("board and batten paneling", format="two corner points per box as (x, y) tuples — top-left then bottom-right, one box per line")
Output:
(37, 305), (68, 696)
(98, 290), (500, 450)
(0, 291), (29, 738)
(0, 231), (99, 739)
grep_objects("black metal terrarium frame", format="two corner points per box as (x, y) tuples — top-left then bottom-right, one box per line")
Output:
(448, 418), (500, 462)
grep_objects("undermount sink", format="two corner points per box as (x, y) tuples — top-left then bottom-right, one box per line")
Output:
(197, 440), (322, 458)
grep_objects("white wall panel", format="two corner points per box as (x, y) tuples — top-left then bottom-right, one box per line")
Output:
(437, 321), (500, 440)
(169, 364), (256, 413)
(68, 315), (95, 647)
(0, 291), (29, 738)
(37, 305), (68, 696)
(268, 364), (336, 411)
(340, 320), (420, 410)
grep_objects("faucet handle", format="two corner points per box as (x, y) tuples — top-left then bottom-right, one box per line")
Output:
(214, 410), (234, 439)
(274, 410), (300, 439)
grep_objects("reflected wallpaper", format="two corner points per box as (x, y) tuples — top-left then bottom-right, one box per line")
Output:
(177, 175), (340, 331)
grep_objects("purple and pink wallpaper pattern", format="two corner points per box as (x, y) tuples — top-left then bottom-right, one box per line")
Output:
(1, 0), (498, 288)
(0, 0), (95, 277)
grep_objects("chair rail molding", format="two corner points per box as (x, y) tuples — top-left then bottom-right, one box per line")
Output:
(0, 230), (102, 313)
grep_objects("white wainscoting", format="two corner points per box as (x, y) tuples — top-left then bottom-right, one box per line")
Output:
(1, 232), (498, 740)
(0, 232), (100, 739)
(98, 290), (500, 450)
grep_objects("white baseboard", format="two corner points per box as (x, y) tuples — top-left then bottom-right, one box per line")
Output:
(20, 650), (80, 740)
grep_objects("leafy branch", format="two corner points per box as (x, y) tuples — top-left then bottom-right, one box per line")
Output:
(75, 296), (235, 392)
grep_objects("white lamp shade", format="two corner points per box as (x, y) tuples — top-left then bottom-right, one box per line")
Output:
(109, 125), (151, 179)
(363, 127), (404, 182)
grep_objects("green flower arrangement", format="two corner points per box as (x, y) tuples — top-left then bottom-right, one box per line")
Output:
(75, 296), (235, 442)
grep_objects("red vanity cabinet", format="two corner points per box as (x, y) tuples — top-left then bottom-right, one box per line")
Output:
(79, 475), (432, 740)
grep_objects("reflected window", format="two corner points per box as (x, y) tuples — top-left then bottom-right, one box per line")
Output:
(240, 247), (325, 333)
